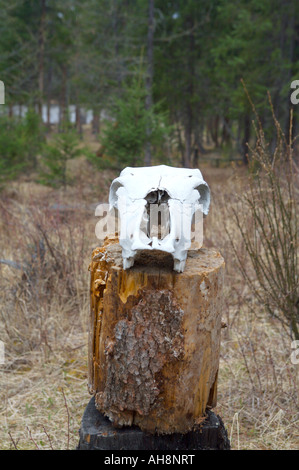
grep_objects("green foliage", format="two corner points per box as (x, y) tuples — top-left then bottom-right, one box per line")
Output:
(39, 124), (86, 188)
(0, 109), (44, 185)
(23, 108), (45, 166)
(94, 71), (172, 169)
(0, 117), (26, 182)
(1, 0), (299, 168)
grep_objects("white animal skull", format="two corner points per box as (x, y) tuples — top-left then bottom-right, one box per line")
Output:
(109, 165), (210, 272)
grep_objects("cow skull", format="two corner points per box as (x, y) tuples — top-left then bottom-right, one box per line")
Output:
(109, 165), (210, 272)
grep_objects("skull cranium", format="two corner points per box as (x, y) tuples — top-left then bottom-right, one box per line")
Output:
(109, 165), (210, 272)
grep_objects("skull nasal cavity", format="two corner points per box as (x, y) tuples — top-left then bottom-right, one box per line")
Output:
(145, 189), (170, 205)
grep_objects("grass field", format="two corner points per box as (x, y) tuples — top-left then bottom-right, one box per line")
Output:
(0, 159), (298, 450)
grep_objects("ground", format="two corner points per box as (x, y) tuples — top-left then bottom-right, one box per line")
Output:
(0, 154), (298, 450)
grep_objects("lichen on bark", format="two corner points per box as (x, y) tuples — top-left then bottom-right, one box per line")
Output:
(97, 289), (184, 422)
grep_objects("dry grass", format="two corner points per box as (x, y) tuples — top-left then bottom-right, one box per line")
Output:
(205, 166), (299, 450)
(0, 160), (298, 450)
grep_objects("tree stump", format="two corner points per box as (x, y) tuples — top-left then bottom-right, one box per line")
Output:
(88, 236), (225, 436)
(78, 395), (230, 450)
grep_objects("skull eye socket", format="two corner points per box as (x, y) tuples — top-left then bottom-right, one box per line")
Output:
(145, 190), (170, 205)
(195, 183), (210, 216)
(145, 191), (157, 204)
(109, 180), (124, 209)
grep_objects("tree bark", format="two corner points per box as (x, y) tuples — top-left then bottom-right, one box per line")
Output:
(88, 237), (225, 435)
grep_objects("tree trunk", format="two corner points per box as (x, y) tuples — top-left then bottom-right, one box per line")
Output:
(38, 0), (46, 119)
(193, 122), (206, 167)
(47, 100), (51, 130)
(210, 116), (219, 148)
(221, 116), (230, 146)
(60, 64), (68, 128)
(183, 15), (196, 168)
(92, 109), (100, 136)
(46, 53), (53, 131)
(112, 0), (122, 90)
(8, 103), (13, 118)
(144, 0), (154, 166)
(88, 237), (225, 435)
(78, 395), (231, 449)
(285, 3), (296, 141)
(75, 104), (82, 137)
(173, 111), (185, 166)
(242, 113), (251, 165)
(184, 117), (192, 167)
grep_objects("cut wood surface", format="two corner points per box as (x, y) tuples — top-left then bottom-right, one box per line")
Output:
(88, 236), (225, 434)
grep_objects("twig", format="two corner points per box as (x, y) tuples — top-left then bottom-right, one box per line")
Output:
(8, 431), (19, 450)
(36, 223), (61, 273)
(61, 388), (70, 450)
(26, 426), (40, 450)
(42, 426), (54, 450)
